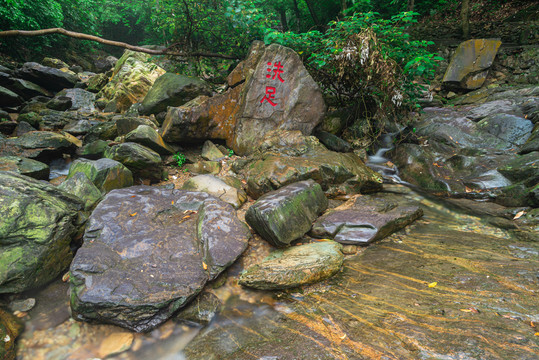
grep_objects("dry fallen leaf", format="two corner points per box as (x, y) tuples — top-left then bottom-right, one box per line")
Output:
(171, 200), (174, 205)
(513, 210), (526, 220)
(130, 212), (137, 217)
(428, 282), (437, 288)
(202, 262), (208, 270)
(62, 272), (70, 282)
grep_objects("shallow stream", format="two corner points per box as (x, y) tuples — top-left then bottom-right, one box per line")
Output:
(13, 179), (539, 359)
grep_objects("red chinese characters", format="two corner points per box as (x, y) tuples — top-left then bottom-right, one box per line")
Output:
(260, 61), (285, 107)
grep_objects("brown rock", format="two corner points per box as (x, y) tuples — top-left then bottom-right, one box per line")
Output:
(443, 39), (502, 91)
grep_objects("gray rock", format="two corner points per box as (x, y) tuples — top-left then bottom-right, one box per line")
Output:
(46, 96), (72, 111)
(310, 194), (423, 245)
(201, 140), (225, 161)
(234, 131), (383, 199)
(67, 158), (133, 193)
(0, 85), (24, 108)
(139, 73), (211, 115)
(56, 88), (96, 112)
(315, 130), (352, 152)
(0, 156), (50, 179)
(477, 114), (533, 146)
(0, 172), (84, 293)
(0, 131), (75, 162)
(58, 172), (102, 210)
(124, 125), (174, 155)
(63, 119), (100, 136)
(18, 62), (78, 92)
(0, 72), (51, 99)
(14, 121), (36, 137)
(116, 116), (158, 136)
(70, 186), (250, 331)
(239, 241), (344, 290)
(104, 142), (162, 182)
(83, 121), (117, 143)
(246, 180), (328, 247)
(182, 175), (247, 209)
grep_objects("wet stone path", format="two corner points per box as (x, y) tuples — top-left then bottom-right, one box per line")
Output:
(15, 185), (539, 360)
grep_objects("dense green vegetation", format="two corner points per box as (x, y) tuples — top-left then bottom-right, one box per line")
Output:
(0, 0), (518, 130)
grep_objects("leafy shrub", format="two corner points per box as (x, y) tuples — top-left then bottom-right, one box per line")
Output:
(264, 11), (443, 145)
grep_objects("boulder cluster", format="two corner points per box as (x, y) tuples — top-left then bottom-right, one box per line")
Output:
(0, 40), (423, 342)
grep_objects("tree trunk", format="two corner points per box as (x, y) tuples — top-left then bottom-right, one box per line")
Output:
(407, 0), (415, 12)
(303, 0), (320, 28)
(461, 0), (470, 39)
(279, 8), (289, 32)
(0, 28), (239, 59)
(341, 0), (347, 14)
(292, 0), (301, 31)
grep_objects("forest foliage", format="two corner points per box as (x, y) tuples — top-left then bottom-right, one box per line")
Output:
(0, 0), (510, 116)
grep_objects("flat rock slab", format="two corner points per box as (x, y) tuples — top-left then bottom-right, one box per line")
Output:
(311, 194), (423, 245)
(70, 186), (250, 332)
(246, 180), (328, 247)
(182, 174), (247, 209)
(0, 172), (84, 293)
(239, 241), (344, 290)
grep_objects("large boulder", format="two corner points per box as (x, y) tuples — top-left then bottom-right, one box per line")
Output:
(97, 50), (166, 113)
(0, 172), (84, 293)
(442, 39), (502, 91)
(104, 142), (162, 182)
(67, 158), (133, 193)
(310, 194), (423, 245)
(70, 186), (251, 332)
(245, 180), (328, 247)
(0, 131), (75, 162)
(238, 241), (344, 290)
(17, 62), (78, 92)
(161, 41), (326, 155)
(139, 73), (211, 115)
(232, 131), (383, 199)
(0, 72), (51, 99)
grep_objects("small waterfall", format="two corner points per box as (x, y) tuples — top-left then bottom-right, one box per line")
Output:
(366, 133), (407, 185)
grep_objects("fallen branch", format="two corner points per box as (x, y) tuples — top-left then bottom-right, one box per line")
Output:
(0, 28), (240, 60)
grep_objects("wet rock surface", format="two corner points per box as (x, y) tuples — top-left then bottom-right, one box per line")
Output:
(391, 86), (538, 205)
(70, 186), (250, 332)
(0, 172), (84, 293)
(234, 131), (383, 198)
(310, 193), (424, 245)
(239, 241), (344, 290)
(245, 180), (328, 247)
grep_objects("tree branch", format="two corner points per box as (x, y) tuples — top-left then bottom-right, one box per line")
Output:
(0, 28), (240, 60)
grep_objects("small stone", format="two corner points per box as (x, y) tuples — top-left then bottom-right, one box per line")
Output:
(97, 332), (134, 358)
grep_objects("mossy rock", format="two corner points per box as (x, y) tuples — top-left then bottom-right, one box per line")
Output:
(67, 158), (133, 193)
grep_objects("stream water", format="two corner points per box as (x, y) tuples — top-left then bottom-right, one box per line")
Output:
(6, 139), (537, 359)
